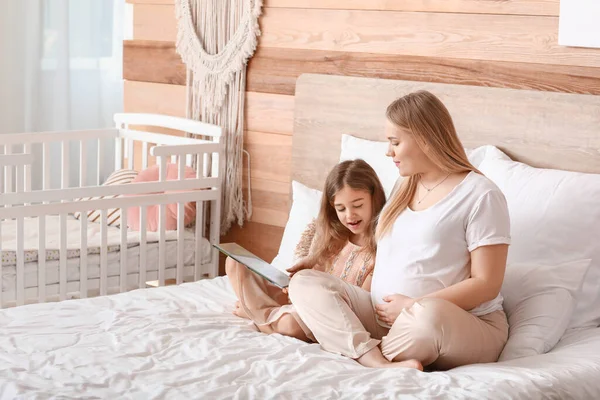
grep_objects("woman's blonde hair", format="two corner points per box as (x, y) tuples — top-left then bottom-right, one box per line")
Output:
(308, 159), (386, 268)
(376, 90), (478, 239)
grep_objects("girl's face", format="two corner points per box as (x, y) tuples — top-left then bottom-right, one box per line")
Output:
(384, 119), (432, 177)
(332, 186), (373, 236)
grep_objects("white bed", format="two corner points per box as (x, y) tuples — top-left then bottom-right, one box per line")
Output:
(2, 76), (600, 398)
(0, 276), (598, 399)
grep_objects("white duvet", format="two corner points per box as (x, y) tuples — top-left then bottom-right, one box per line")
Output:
(1, 276), (599, 399)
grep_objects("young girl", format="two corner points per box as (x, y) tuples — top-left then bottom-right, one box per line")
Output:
(225, 159), (386, 341)
(289, 91), (511, 371)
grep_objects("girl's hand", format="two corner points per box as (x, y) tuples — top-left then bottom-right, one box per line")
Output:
(286, 258), (312, 277)
(375, 294), (415, 326)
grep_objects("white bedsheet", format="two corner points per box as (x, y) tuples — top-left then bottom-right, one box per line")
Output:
(1, 276), (599, 399)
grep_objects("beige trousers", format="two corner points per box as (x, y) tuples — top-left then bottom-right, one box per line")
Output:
(225, 258), (314, 340)
(288, 269), (508, 370)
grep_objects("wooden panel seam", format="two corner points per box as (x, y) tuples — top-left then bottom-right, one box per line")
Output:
(125, 0), (559, 16)
(131, 5), (600, 68)
(124, 42), (600, 96)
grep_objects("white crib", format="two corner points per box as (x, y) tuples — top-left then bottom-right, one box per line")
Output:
(0, 113), (222, 308)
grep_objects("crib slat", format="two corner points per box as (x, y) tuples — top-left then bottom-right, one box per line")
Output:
(177, 202), (184, 284)
(204, 153), (210, 178)
(62, 141), (69, 189)
(38, 216), (46, 303)
(197, 153), (204, 178)
(16, 164), (24, 194)
(5, 145), (13, 195)
(115, 137), (123, 171)
(80, 215), (87, 299)
(158, 157), (166, 286)
(139, 206), (147, 288)
(24, 143), (32, 194)
(210, 200), (220, 279)
(100, 209), (108, 296)
(195, 153), (204, 280)
(127, 139), (134, 170)
(15, 165), (23, 208)
(80, 141), (87, 187)
(195, 200), (203, 281)
(120, 208), (128, 293)
(43, 142), (50, 191)
(142, 142), (148, 169)
(123, 124), (133, 170)
(177, 158), (185, 284)
(210, 144), (221, 278)
(59, 213), (67, 301)
(16, 216), (24, 306)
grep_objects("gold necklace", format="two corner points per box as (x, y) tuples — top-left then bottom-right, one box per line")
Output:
(417, 173), (451, 204)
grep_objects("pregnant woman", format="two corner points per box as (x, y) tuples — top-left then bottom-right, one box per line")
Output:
(288, 90), (511, 371)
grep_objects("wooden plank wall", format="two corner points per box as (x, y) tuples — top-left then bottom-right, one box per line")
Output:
(124, 0), (600, 272)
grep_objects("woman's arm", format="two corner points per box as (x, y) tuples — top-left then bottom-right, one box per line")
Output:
(422, 244), (508, 310)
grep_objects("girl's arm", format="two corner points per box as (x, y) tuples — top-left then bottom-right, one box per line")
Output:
(422, 244), (508, 310)
(361, 273), (373, 292)
(287, 257), (316, 276)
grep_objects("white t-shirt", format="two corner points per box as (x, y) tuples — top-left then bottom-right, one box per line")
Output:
(371, 171), (511, 327)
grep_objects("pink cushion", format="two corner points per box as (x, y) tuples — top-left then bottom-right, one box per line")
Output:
(127, 163), (197, 232)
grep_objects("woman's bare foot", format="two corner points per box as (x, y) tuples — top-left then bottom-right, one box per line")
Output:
(357, 347), (423, 371)
(232, 301), (250, 319)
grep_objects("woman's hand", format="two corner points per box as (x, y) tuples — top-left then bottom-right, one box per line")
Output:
(375, 294), (415, 326)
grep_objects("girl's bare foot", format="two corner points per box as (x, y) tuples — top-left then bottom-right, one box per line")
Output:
(232, 301), (275, 334)
(357, 347), (423, 371)
(232, 301), (250, 319)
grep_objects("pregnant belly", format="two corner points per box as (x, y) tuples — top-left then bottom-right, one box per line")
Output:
(371, 276), (446, 305)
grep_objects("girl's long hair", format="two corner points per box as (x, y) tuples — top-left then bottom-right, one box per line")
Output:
(308, 159), (385, 267)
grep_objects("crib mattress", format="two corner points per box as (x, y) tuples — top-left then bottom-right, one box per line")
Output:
(0, 216), (213, 297)
(0, 276), (599, 399)
(1, 215), (193, 266)
(1, 238), (212, 294)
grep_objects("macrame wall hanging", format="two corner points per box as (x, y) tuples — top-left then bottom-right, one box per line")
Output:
(175, 0), (262, 233)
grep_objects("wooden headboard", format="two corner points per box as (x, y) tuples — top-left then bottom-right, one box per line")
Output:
(292, 74), (600, 190)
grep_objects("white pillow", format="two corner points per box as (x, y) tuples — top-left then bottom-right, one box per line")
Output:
(479, 157), (600, 330)
(339, 134), (509, 197)
(467, 145), (510, 169)
(499, 259), (591, 361)
(339, 135), (398, 198)
(271, 181), (322, 273)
